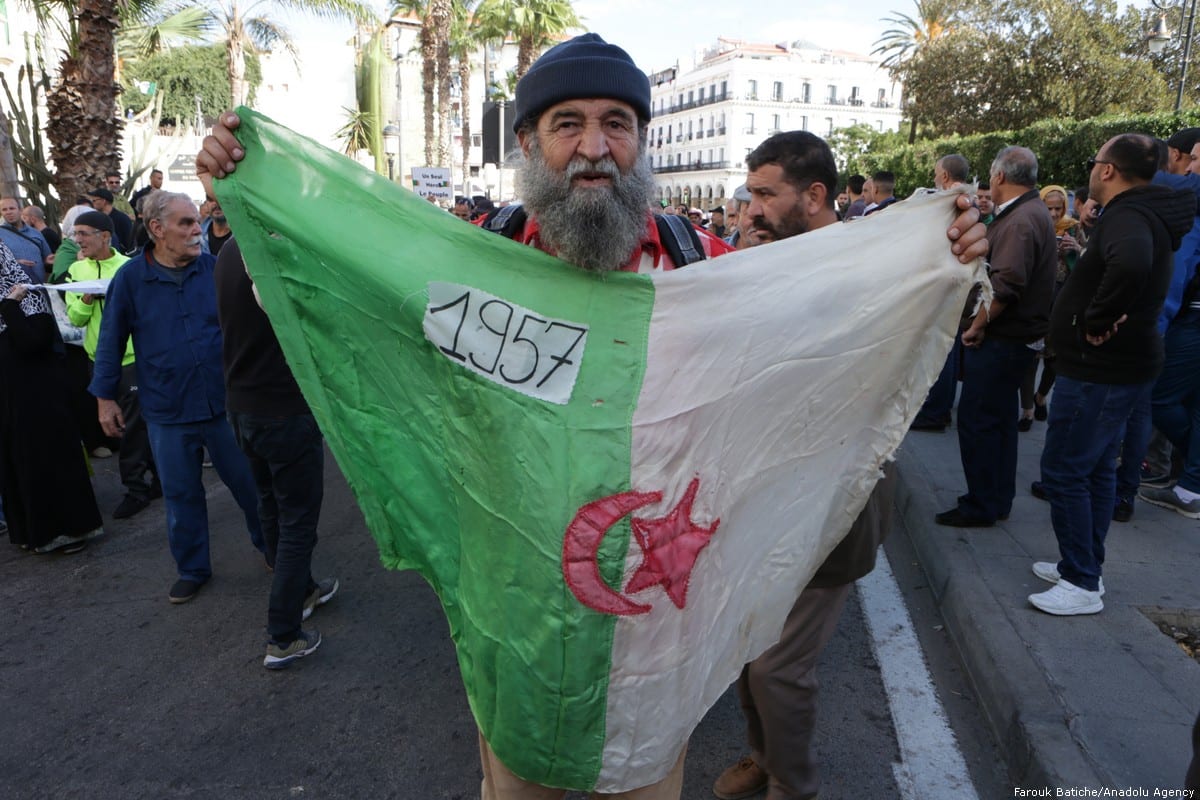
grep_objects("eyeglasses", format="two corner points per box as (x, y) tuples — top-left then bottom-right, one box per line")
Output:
(73, 229), (101, 239)
(1086, 157), (1112, 171)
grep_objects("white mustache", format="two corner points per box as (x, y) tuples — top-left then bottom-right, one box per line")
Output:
(565, 157), (620, 180)
(186, 237), (202, 247)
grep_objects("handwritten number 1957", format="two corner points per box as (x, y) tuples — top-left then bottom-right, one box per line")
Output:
(428, 290), (586, 389)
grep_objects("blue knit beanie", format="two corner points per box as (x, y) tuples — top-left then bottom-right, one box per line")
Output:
(512, 33), (651, 133)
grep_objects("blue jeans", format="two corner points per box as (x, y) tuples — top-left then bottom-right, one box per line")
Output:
(956, 336), (1035, 521)
(1152, 309), (1200, 494)
(1114, 392), (1153, 501)
(1041, 377), (1152, 592)
(229, 411), (325, 644)
(914, 334), (961, 427)
(146, 416), (264, 583)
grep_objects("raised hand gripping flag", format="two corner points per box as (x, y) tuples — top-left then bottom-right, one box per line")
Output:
(215, 109), (986, 793)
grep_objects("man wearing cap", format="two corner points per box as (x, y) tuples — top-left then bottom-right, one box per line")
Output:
(197, 31), (989, 799)
(65, 211), (160, 519)
(0, 196), (51, 282)
(87, 187), (134, 253)
(105, 172), (137, 218)
(725, 185), (755, 248)
(708, 206), (727, 238)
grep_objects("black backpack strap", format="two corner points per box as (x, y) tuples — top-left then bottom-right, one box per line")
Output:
(654, 213), (706, 267)
(482, 204), (528, 239)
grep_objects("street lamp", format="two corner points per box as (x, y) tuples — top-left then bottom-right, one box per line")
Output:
(1147, 0), (1199, 112)
(383, 123), (400, 181)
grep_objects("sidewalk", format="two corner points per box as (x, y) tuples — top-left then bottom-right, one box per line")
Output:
(895, 419), (1200, 790)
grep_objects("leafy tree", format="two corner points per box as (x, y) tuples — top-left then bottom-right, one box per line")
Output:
(872, 0), (962, 143)
(882, 0), (1172, 139)
(121, 43), (262, 126)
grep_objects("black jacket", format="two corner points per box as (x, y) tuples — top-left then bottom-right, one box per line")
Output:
(1049, 184), (1195, 385)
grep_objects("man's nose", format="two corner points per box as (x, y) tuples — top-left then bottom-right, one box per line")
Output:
(576, 124), (612, 162)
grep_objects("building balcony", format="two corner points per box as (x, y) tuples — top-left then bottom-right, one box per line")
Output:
(651, 90), (731, 118)
(653, 160), (732, 174)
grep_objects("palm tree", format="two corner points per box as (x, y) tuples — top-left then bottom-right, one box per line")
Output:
(872, 0), (959, 143)
(431, 0), (454, 166)
(449, 3), (484, 188)
(24, 0), (201, 208)
(394, 0), (437, 166)
(32, 0), (124, 205)
(197, 0), (378, 109)
(475, 0), (579, 81)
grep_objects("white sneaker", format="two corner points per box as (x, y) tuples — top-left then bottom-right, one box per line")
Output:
(1031, 562), (1104, 595)
(1029, 579), (1103, 616)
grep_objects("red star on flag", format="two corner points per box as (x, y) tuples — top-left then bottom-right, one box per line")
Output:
(624, 478), (720, 609)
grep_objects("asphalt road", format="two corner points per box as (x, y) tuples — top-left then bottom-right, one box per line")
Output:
(0, 449), (1006, 799)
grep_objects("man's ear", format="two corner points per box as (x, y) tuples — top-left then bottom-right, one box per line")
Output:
(806, 182), (829, 216)
(517, 129), (532, 158)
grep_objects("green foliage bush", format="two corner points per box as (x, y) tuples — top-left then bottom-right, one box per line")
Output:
(843, 110), (1200, 195)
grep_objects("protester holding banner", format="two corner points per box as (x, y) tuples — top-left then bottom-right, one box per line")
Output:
(196, 33), (989, 799)
(0, 243), (103, 554)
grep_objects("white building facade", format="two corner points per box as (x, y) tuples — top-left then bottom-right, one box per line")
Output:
(649, 39), (904, 210)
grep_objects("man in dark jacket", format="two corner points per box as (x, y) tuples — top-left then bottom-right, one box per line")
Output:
(1030, 133), (1195, 615)
(937, 146), (1056, 528)
(712, 131), (899, 800)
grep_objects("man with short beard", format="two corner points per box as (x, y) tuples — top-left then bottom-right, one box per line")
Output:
(201, 199), (232, 255)
(89, 190), (266, 606)
(715, 129), (898, 800)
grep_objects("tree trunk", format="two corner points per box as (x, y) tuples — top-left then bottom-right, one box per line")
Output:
(459, 60), (471, 197)
(516, 35), (535, 82)
(421, 26), (436, 166)
(229, 35), (248, 109)
(431, 0), (453, 167)
(47, 0), (122, 208)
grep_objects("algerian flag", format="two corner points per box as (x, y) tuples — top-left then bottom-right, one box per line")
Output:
(215, 109), (985, 793)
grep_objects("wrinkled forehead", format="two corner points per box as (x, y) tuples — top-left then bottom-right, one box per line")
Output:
(162, 198), (199, 223)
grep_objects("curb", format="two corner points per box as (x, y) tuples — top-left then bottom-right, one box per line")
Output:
(893, 444), (1107, 789)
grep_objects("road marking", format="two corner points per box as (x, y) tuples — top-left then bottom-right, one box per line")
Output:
(857, 550), (981, 800)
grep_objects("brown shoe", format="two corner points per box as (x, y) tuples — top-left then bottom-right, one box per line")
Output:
(713, 756), (768, 799)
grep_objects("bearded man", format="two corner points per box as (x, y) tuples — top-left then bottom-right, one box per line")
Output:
(195, 32), (989, 800)
(498, 34), (731, 272)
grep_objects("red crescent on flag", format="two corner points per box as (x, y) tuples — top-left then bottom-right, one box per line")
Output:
(562, 489), (662, 616)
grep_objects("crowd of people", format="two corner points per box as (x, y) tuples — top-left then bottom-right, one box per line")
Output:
(1, 28), (1196, 798)
(0, 168), (338, 670)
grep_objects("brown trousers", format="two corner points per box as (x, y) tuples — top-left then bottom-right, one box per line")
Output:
(478, 732), (687, 800)
(735, 583), (852, 800)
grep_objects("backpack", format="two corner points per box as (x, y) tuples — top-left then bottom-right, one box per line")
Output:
(481, 204), (708, 268)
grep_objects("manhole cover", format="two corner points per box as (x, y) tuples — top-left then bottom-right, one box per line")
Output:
(1141, 607), (1200, 665)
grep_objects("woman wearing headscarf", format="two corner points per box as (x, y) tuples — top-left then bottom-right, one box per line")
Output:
(1019, 185), (1082, 431)
(0, 242), (103, 553)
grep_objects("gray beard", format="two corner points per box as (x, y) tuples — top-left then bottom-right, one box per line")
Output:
(517, 137), (656, 272)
